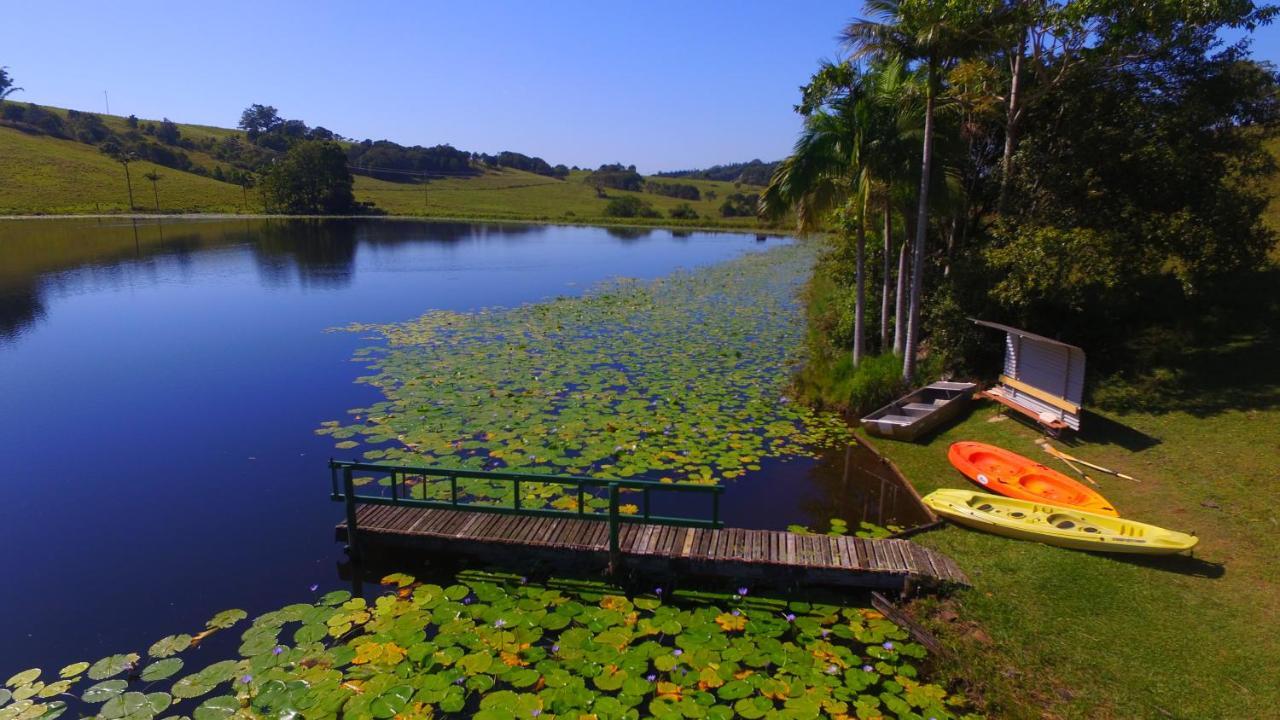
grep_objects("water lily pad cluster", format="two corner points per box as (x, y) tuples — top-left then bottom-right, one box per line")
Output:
(1, 572), (978, 719)
(787, 520), (903, 540)
(317, 243), (851, 510)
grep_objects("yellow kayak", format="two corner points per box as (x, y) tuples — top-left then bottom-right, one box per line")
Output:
(923, 489), (1198, 555)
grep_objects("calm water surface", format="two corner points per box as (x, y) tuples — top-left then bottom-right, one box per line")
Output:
(0, 217), (925, 675)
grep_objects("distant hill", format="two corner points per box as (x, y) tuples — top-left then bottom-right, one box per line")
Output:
(0, 103), (766, 227)
(654, 160), (778, 186)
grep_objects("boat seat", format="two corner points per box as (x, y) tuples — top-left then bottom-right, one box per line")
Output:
(902, 403), (936, 413)
(870, 414), (915, 426)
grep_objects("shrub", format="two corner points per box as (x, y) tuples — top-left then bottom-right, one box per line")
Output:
(603, 195), (658, 218)
(719, 192), (759, 217)
(669, 203), (698, 220)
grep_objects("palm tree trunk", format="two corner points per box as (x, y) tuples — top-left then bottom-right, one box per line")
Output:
(853, 194), (867, 368)
(123, 163), (135, 211)
(151, 182), (160, 212)
(902, 66), (937, 383)
(894, 208), (910, 356)
(998, 29), (1027, 211)
(879, 198), (892, 352)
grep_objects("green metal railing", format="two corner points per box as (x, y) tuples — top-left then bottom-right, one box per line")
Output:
(330, 459), (723, 565)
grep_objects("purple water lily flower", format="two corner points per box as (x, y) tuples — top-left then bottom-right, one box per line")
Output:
(647, 673), (657, 683)
(882, 641), (894, 651)
(272, 645), (284, 656)
(454, 677), (465, 685)
(494, 618), (507, 628)
(820, 629), (830, 638)
(862, 664), (874, 673)
(672, 649), (683, 657)
(309, 584), (319, 592)
(782, 612), (796, 622)
(551, 644), (560, 653)
(826, 664), (839, 675)
(654, 587), (663, 596)
(531, 711), (541, 718)
(737, 587), (748, 597)
(240, 674), (253, 684)
(731, 609), (741, 617)
(463, 596), (473, 605)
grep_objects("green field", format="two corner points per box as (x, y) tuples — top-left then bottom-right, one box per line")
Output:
(867, 332), (1280, 719)
(0, 108), (765, 228)
(0, 125), (245, 214)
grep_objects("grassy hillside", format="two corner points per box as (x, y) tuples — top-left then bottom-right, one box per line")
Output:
(0, 125), (246, 214)
(0, 105), (767, 227)
(355, 170), (757, 226)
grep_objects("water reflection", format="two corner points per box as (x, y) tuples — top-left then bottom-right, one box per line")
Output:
(718, 439), (934, 532)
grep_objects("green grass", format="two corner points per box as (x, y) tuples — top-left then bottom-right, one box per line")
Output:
(866, 331), (1280, 719)
(0, 125), (246, 214)
(1, 106), (768, 228)
(353, 170), (759, 228)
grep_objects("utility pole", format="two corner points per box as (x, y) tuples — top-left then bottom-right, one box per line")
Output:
(103, 90), (110, 115)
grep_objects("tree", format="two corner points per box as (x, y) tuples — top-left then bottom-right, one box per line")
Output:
(155, 118), (181, 145)
(238, 104), (282, 139)
(99, 141), (137, 210)
(0, 67), (21, 105)
(842, 0), (1008, 381)
(763, 59), (920, 366)
(143, 171), (162, 212)
(259, 141), (355, 214)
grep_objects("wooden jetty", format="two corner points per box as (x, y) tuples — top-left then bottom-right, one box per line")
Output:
(331, 460), (968, 592)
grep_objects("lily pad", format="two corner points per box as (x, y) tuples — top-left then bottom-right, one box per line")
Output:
(82, 680), (128, 703)
(148, 635), (192, 659)
(192, 695), (240, 720)
(3, 670), (38, 689)
(88, 654), (139, 681)
(141, 658), (184, 682)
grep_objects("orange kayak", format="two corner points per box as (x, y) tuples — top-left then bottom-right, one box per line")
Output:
(948, 441), (1119, 516)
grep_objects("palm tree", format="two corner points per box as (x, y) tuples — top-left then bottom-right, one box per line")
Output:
(143, 171), (162, 212)
(0, 67), (22, 105)
(100, 141), (137, 211)
(762, 64), (881, 366)
(843, 0), (1006, 381)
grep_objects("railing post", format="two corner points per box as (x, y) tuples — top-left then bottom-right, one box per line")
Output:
(711, 489), (720, 528)
(450, 475), (458, 506)
(607, 482), (621, 574)
(513, 478), (521, 511)
(343, 467), (361, 560)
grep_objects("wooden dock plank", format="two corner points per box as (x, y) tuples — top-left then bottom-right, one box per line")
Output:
(337, 505), (967, 590)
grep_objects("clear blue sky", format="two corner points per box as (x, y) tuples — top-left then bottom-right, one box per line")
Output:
(8, 1), (1280, 174)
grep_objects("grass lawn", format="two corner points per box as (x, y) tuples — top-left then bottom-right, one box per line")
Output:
(866, 332), (1280, 718)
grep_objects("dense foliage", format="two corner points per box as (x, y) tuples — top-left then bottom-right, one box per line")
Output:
(603, 195), (661, 218)
(259, 141), (356, 215)
(348, 141), (475, 181)
(0, 571), (974, 720)
(720, 193), (760, 218)
(645, 181), (702, 201)
(587, 164), (645, 192)
(771, 0), (1280, 398)
(657, 160), (778, 186)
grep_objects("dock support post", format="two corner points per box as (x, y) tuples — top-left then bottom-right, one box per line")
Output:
(607, 482), (621, 574)
(343, 467), (361, 560)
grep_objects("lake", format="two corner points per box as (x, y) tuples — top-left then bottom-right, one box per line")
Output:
(0, 217), (927, 676)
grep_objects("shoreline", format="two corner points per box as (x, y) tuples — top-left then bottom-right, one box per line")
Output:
(0, 211), (789, 237)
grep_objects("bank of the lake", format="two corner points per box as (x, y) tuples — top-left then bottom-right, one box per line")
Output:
(865, 332), (1280, 719)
